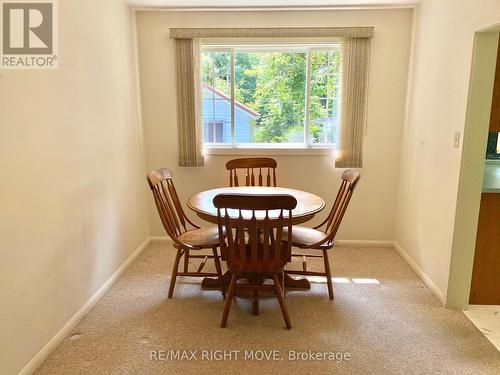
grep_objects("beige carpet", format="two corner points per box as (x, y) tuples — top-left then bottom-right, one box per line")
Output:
(35, 242), (500, 375)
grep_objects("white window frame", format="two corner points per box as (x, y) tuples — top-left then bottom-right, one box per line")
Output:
(201, 41), (341, 156)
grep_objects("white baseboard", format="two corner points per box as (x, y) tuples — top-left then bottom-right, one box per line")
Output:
(393, 241), (446, 305)
(18, 237), (151, 375)
(465, 304), (500, 311)
(335, 240), (394, 247)
(148, 236), (171, 243)
(150, 236), (393, 248)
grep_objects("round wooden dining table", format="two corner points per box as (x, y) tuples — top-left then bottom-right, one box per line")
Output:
(187, 186), (326, 290)
(188, 186), (325, 224)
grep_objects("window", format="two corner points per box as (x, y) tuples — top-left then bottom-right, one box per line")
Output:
(205, 121), (224, 143)
(201, 43), (341, 149)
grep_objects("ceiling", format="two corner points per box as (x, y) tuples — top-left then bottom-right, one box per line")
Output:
(127, 0), (420, 9)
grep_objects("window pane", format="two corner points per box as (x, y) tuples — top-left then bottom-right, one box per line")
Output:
(215, 122), (224, 142)
(201, 51), (232, 144)
(207, 122), (214, 143)
(309, 50), (341, 145)
(234, 51), (306, 144)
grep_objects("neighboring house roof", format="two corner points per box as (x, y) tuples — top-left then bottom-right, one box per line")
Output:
(202, 84), (260, 119)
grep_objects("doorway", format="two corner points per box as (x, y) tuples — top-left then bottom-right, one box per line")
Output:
(448, 28), (500, 309)
(467, 33), (500, 305)
(447, 26), (500, 350)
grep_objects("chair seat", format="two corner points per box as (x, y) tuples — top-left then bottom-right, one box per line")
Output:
(283, 226), (332, 249)
(178, 227), (221, 248)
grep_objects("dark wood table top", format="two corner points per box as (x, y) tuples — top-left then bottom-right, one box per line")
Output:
(187, 186), (325, 225)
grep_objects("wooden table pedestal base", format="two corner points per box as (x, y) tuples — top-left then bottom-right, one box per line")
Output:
(201, 271), (311, 290)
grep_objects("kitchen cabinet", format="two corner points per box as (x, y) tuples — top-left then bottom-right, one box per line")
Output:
(469, 192), (500, 304)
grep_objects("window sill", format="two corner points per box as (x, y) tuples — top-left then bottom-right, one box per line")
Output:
(204, 146), (337, 156)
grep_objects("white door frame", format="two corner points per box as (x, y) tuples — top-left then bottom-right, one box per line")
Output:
(447, 14), (500, 309)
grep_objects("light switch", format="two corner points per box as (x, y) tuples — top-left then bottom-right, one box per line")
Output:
(453, 132), (461, 148)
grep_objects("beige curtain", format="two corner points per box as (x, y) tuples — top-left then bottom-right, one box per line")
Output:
(335, 38), (371, 168)
(174, 38), (204, 167)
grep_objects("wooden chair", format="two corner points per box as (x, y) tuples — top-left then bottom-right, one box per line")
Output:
(147, 168), (225, 299)
(284, 170), (361, 300)
(214, 193), (297, 329)
(226, 158), (277, 187)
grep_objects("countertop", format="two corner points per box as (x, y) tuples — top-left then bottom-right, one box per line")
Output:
(483, 160), (500, 193)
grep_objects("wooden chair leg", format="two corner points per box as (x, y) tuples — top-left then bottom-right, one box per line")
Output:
(280, 270), (286, 298)
(212, 247), (226, 299)
(272, 274), (292, 329)
(221, 273), (237, 328)
(168, 248), (183, 298)
(322, 249), (334, 300)
(183, 249), (190, 273)
(252, 290), (259, 315)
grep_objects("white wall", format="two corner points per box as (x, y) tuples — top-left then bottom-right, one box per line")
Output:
(135, 9), (413, 241)
(395, 0), (500, 306)
(0, 1), (149, 374)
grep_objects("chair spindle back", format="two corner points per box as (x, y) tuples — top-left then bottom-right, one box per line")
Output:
(147, 168), (195, 242)
(214, 194), (296, 273)
(320, 170), (361, 243)
(226, 158), (277, 187)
